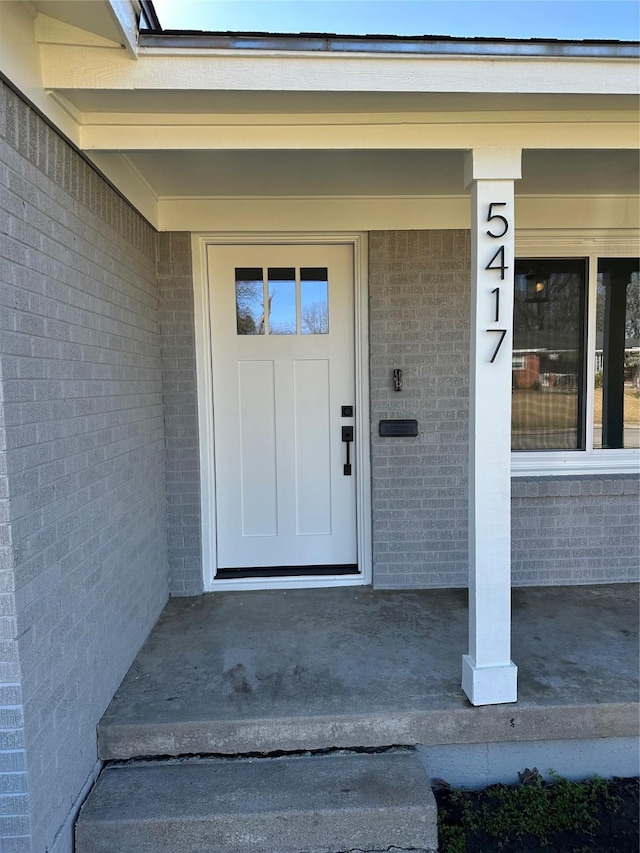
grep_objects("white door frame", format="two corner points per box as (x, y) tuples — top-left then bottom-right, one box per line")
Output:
(192, 232), (372, 591)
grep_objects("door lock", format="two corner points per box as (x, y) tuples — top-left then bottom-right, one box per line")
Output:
(342, 425), (354, 475)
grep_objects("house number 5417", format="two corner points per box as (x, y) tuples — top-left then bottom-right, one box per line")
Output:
(485, 202), (509, 363)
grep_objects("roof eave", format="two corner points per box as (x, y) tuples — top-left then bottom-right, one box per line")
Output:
(139, 30), (640, 59)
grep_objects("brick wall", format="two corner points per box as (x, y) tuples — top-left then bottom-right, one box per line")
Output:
(369, 230), (471, 588)
(158, 233), (203, 596)
(0, 81), (169, 853)
(369, 230), (640, 589)
(0, 433), (28, 850)
(512, 476), (640, 584)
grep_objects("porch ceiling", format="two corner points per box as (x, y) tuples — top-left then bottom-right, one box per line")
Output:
(2, 1), (636, 224)
(117, 149), (639, 199)
(59, 87), (637, 204)
(34, 11), (639, 159)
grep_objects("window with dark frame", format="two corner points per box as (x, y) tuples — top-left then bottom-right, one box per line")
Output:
(234, 266), (330, 337)
(512, 257), (640, 452)
(594, 260), (640, 449)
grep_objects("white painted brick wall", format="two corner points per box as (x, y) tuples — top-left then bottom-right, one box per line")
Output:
(0, 81), (169, 853)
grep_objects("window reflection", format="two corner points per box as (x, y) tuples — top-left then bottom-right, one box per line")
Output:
(300, 268), (329, 335)
(235, 268), (265, 335)
(235, 265), (330, 337)
(512, 260), (586, 450)
(594, 262), (640, 449)
(267, 268), (296, 335)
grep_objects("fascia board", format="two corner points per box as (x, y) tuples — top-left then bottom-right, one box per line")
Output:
(105, 0), (140, 60)
(40, 45), (640, 95)
(78, 119), (640, 151)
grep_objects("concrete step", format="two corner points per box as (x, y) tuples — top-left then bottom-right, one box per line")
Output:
(75, 750), (438, 853)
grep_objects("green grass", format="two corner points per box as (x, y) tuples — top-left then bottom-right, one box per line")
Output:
(436, 771), (625, 853)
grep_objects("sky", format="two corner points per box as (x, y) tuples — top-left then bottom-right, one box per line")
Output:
(152, 1), (640, 41)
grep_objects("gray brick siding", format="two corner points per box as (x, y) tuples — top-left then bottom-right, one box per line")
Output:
(0, 481), (27, 852)
(369, 230), (471, 588)
(369, 230), (640, 589)
(512, 476), (640, 584)
(0, 81), (169, 853)
(158, 233), (203, 596)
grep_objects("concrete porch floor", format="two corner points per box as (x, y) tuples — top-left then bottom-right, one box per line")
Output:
(99, 584), (639, 768)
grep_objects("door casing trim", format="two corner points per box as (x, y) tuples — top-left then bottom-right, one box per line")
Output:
(192, 232), (372, 591)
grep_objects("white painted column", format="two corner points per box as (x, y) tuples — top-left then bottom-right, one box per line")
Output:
(462, 148), (521, 706)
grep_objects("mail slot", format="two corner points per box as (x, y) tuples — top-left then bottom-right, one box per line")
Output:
(379, 419), (418, 437)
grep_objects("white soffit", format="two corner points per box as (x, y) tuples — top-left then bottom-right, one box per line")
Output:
(32, 1), (128, 46)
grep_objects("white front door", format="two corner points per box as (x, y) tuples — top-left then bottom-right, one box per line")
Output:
(207, 243), (358, 573)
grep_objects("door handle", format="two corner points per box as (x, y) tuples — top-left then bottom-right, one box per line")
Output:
(342, 426), (354, 475)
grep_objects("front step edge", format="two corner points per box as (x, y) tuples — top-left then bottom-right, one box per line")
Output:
(76, 749), (438, 853)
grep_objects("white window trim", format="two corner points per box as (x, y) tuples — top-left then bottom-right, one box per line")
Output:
(512, 450), (639, 477)
(511, 231), (640, 477)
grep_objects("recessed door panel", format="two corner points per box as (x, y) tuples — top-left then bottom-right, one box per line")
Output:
(294, 359), (331, 536)
(238, 360), (277, 537)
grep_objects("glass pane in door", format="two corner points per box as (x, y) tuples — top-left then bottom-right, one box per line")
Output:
(235, 268), (265, 335)
(300, 268), (329, 335)
(267, 267), (297, 334)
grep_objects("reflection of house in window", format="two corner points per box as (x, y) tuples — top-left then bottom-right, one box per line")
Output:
(512, 260), (585, 451)
(512, 351), (538, 387)
(512, 258), (640, 452)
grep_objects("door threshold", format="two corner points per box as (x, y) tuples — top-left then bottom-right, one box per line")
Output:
(209, 571), (368, 592)
(216, 564), (359, 580)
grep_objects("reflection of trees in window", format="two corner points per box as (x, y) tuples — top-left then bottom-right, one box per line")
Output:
(627, 274), (640, 339)
(300, 268), (329, 335)
(596, 260), (640, 448)
(626, 274), (640, 392)
(267, 270), (296, 335)
(513, 266), (583, 386)
(512, 260), (586, 451)
(301, 301), (328, 335)
(514, 271), (580, 335)
(268, 320), (296, 335)
(235, 273), (264, 335)
(596, 270), (640, 391)
(235, 266), (330, 337)
(514, 257), (640, 452)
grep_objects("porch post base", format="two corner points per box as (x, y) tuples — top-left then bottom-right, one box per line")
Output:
(462, 656), (518, 706)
